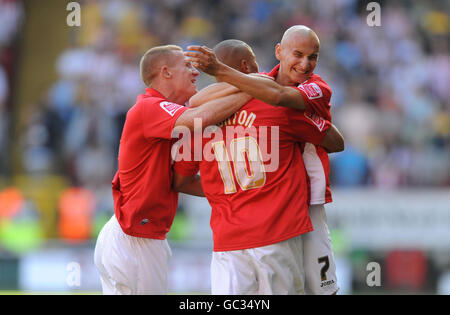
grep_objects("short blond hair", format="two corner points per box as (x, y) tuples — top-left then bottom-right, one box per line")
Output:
(139, 45), (183, 86)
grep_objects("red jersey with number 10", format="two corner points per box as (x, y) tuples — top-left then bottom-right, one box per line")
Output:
(174, 97), (331, 251)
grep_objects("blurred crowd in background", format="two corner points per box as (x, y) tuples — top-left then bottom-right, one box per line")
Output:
(0, 0), (23, 178)
(0, 0), (448, 294)
(11, 0), (450, 188)
(0, 0), (449, 245)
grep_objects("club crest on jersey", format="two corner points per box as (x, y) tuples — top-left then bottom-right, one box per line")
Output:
(304, 111), (326, 131)
(160, 101), (183, 116)
(298, 82), (322, 99)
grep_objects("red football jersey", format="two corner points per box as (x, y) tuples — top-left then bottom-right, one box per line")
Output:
(269, 64), (333, 205)
(174, 99), (331, 251)
(113, 88), (188, 239)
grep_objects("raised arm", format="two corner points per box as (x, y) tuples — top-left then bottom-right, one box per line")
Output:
(185, 45), (306, 110)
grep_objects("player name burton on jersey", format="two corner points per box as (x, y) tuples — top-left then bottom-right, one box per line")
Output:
(218, 109), (256, 128)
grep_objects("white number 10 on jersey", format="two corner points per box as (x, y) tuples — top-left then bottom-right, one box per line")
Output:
(212, 136), (266, 194)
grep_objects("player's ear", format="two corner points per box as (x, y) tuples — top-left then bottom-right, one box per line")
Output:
(240, 59), (250, 74)
(275, 43), (282, 61)
(162, 65), (172, 79)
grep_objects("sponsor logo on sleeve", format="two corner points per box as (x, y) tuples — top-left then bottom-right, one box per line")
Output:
(160, 101), (184, 116)
(304, 111), (326, 131)
(298, 82), (323, 99)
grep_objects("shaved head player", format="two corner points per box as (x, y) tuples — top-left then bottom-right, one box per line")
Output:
(175, 39), (343, 294)
(186, 26), (340, 295)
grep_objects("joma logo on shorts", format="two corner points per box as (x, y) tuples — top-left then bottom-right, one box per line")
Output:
(320, 279), (335, 288)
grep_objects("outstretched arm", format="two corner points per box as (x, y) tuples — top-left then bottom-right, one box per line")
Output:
(174, 86), (253, 133)
(189, 82), (242, 108)
(185, 45), (306, 110)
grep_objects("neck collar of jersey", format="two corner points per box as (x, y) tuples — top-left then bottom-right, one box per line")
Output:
(145, 87), (166, 99)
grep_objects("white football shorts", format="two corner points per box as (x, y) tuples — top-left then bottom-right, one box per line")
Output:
(303, 204), (339, 295)
(94, 215), (172, 295)
(211, 235), (305, 295)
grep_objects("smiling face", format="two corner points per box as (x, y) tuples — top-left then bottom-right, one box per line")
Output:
(275, 26), (320, 86)
(167, 50), (200, 103)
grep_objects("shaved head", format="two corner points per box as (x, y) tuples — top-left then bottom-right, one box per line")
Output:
(213, 39), (259, 73)
(275, 25), (321, 85)
(280, 25), (320, 50)
(140, 45), (183, 86)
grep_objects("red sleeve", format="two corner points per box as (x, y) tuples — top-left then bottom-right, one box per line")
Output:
(284, 108), (331, 145)
(173, 133), (200, 176)
(174, 160), (200, 177)
(292, 78), (332, 121)
(141, 99), (188, 140)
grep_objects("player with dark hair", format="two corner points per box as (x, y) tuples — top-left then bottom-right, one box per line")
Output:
(174, 38), (343, 294)
(185, 26), (340, 295)
(213, 39), (259, 74)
